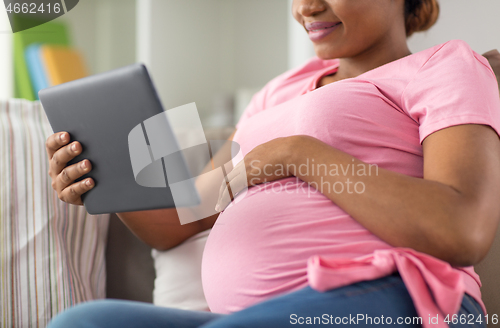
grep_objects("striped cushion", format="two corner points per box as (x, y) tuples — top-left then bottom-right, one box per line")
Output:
(0, 99), (110, 327)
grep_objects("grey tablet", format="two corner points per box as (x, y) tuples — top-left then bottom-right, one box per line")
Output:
(39, 64), (200, 215)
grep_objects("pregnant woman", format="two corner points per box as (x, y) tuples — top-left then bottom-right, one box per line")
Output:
(47, 0), (500, 327)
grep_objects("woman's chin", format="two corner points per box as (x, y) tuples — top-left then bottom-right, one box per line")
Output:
(313, 46), (342, 60)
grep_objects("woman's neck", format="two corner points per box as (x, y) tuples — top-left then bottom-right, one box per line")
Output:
(334, 38), (412, 81)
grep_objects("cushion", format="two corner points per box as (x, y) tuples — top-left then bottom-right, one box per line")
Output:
(152, 230), (210, 311)
(0, 99), (110, 327)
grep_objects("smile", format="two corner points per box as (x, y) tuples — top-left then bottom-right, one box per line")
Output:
(307, 23), (341, 42)
(309, 23), (341, 32)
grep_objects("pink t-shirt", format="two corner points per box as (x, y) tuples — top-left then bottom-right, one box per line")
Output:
(202, 39), (500, 325)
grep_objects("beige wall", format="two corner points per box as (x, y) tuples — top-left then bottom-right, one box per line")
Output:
(287, 0), (315, 70)
(407, 0), (500, 54)
(62, 0), (136, 75)
(137, 0), (289, 123)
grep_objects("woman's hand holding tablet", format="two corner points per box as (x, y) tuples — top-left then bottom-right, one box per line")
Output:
(46, 131), (94, 206)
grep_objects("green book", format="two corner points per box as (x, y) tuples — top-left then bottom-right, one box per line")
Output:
(13, 15), (70, 101)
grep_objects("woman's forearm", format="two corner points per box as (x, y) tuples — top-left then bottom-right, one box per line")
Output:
(116, 209), (216, 251)
(285, 135), (492, 267)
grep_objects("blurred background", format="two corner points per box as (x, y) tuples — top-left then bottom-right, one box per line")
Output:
(0, 0), (500, 128)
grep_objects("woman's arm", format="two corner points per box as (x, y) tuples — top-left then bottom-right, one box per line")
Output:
(483, 49), (500, 90)
(217, 125), (500, 267)
(293, 125), (500, 267)
(115, 208), (216, 251)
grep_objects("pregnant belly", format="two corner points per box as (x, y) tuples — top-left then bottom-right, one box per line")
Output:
(201, 178), (390, 314)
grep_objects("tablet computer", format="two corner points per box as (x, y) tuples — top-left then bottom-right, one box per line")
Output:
(39, 64), (200, 215)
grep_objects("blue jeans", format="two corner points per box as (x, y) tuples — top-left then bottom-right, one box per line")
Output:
(48, 274), (486, 328)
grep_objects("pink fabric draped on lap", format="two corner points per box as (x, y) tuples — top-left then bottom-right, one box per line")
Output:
(308, 249), (470, 328)
(201, 39), (500, 328)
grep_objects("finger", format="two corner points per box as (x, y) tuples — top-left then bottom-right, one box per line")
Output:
(46, 132), (70, 160)
(216, 178), (233, 212)
(54, 159), (92, 193)
(58, 178), (95, 205)
(216, 167), (239, 212)
(217, 167), (238, 202)
(49, 141), (82, 177)
(216, 167), (248, 212)
(215, 183), (232, 212)
(216, 175), (246, 212)
(227, 163), (249, 197)
(217, 161), (244, 203)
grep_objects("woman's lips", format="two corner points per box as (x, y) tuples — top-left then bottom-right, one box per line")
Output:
(306, 22), (341, 42)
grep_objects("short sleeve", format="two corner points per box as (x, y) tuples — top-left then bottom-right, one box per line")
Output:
(402, 39), (500, 143)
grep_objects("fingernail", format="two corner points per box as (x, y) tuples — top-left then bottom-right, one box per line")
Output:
(86, 179), (93, 187)
(81, 161), (87, 170)
(215, 204), (220, 212)
(72, 143), (77, 152)
(60, 133), (67, 142)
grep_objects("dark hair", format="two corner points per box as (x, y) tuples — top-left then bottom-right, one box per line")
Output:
(405, 0), (440, 37)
